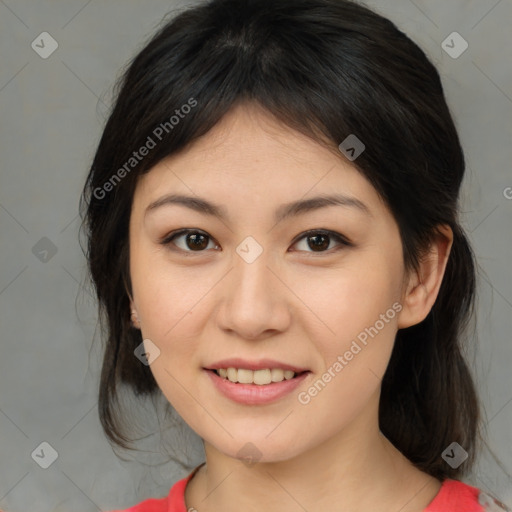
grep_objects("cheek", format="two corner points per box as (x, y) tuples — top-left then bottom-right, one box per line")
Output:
(130, 259), (209, 415)
(301, 258), (402, 393)
(295, 308), (398, 441)
(130, 241), (207, 339)
(298, 257), (401, 338)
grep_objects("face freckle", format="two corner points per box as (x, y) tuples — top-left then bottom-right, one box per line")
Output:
(128, 102), (407, 463)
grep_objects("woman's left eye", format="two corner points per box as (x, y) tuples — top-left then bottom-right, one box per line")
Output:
(160, 229), (352, 255)
(291, 230), (353, 253)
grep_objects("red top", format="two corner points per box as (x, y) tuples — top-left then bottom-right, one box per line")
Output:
(109, 463), (509, 512)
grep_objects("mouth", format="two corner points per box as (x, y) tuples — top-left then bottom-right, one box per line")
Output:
(204, 367), (311, 405)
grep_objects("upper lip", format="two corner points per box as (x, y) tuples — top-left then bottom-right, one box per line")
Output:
(204, 358), (309, 373)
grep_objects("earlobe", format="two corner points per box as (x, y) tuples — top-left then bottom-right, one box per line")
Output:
(397, 225), (453, 329)
(129, 299), (141, 329)
(130, 309), (141, 329)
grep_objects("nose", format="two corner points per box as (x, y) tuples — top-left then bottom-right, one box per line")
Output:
(216, 248), (292, 341)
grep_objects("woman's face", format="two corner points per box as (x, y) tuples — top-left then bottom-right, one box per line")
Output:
(129, 103), (409, 463)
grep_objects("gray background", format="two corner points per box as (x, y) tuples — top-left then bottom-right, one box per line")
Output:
(0, 0), (511, 510)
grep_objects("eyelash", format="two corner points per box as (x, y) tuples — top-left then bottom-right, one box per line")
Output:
(159, 228), (353, 256)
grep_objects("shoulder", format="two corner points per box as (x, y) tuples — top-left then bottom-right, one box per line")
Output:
(425, 479), (510, 512)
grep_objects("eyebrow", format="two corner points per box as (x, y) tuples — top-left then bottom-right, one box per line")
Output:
(145, 193), (372, 222)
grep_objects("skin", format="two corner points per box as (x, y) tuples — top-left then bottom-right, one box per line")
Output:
(128, 102), (453, 512)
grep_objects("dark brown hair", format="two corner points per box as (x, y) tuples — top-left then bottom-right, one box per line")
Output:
(80, 0), (482, 481)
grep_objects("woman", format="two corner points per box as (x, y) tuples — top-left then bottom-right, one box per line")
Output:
(80, 0), (510, 510)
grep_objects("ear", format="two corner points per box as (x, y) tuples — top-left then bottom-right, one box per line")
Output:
(397, 225), (453, 329)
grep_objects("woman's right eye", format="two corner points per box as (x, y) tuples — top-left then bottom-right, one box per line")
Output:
(160, 229), (219, 254)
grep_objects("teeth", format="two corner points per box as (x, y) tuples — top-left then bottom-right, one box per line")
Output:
(227, 367), (237, 381)
(253, 369), (271, 385)
(237, 368), (255, 384)
(215, 367), (297, 384)
(271, 368), (284, 382)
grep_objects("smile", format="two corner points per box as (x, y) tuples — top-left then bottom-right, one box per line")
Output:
(205, 368), (311, 405)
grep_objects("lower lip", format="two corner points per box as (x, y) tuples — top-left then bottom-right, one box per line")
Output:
(205, 369), (310, 405)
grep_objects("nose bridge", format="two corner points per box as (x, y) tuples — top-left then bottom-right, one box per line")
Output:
(218, 236), (290, 338)
(231, 237), (276, 305)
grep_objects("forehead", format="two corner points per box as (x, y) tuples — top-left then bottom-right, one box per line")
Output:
(132, 103), (384, 216)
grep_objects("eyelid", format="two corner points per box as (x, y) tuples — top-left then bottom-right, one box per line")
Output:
(159, 228), (353, 255)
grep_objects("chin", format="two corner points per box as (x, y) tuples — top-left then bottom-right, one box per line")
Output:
(212, 434), (308, 466)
